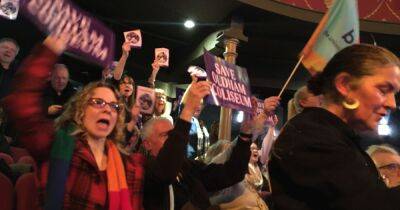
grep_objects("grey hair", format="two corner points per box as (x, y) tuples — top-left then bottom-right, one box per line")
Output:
(293, 86), (310, 114)
(204, 139), (235, 165)
(52, 63), (69, 72)
(0, 37), (19, 53)
(366, 144), (399, 156)
(141, 116), (171, 140)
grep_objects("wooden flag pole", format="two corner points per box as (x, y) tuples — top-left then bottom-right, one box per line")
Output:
(278, 55), (305, 98)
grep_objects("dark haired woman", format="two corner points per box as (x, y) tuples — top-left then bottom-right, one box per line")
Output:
(269, 44), (400, 210)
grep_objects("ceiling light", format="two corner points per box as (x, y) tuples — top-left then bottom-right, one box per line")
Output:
(184, 19), (195, 29)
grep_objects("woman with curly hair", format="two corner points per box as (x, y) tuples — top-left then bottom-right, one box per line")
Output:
(3, 36), (144, 210)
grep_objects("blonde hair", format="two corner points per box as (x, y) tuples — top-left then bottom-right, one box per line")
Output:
(55, 81), (126, 144)
(287, 86), (314, 120)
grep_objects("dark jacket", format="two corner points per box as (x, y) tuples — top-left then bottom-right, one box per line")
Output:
(43, 81), (77, 118)
(143, 125), (251, 210)
(269, 107), (400, 210)
(0, 61), (18, 99)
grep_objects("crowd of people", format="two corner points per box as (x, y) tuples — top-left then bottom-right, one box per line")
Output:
(1, 32), (400, 210)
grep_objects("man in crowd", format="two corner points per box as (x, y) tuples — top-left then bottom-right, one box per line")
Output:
(141, 78), (266, 210)
(0, 38), (19, 99)
(367, 144), (400, 188)
(43, 64), (78, 118)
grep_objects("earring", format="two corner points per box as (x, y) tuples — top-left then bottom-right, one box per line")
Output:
(342, 98), (360, 110)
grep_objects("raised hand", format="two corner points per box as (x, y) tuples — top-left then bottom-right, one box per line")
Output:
(43, 34), (69, 55)
(122, 41), (131, 56)
(180, 80), (211, 122)
(151, 60), (160, 72)
(264, 96), (280, 115)
(48, 104), (63, 115)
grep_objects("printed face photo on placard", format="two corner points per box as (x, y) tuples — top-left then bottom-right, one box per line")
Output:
(126, 32), (140, 44)
(156, 52), (167, 63)
(124, 30), (142, 48)
(0, 0), (19, 20)
(136, 86), (155, 114)
(138, 93), (153, 111)
(155, 48), (169, 67)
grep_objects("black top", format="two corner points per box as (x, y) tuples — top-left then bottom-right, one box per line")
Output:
(43, 82), (78, 118)
(143, 118), (251, 210)
(269, 107), (400, 210)
(0, 62), (18, 99)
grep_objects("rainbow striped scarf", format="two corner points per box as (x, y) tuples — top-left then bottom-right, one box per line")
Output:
(45, 126), (132, 210)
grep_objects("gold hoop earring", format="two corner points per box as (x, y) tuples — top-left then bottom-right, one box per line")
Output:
(342, 99), (360, 110)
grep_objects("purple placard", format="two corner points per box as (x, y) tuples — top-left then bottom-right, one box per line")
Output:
(203, 51), (252, 113)
(255, 97), (265, 116)
(20, 0), (115, 67)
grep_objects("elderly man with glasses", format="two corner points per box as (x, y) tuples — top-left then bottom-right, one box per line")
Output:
(367, 144), (400, 188)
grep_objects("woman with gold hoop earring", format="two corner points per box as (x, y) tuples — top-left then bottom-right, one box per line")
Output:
(269, 44), (400, 209)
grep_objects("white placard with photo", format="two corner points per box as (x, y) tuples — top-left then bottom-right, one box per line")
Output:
(124, 29), (142, 48)
(0, 0), (19, 20)
(136, 86), (155, 114)
(155, 48), (169, 67)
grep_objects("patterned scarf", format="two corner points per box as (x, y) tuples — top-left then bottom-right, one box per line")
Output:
(45, 126), (132, 210)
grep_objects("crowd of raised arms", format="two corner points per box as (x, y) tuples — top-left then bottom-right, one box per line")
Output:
(1, 32), (400, 210)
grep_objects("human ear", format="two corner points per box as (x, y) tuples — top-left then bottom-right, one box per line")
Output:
(334, 72), (354, 98)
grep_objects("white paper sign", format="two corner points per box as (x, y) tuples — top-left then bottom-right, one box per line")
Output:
(0, 0), (19, 20)
(187, 65), (207, 78)
(155, 48), (169, 67)
(136, 86), (155, 114)
(124, 29), (142, 48)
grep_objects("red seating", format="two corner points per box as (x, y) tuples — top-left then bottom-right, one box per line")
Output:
(0, 172), (14, 210)
(10, 147), (30, 162)
(17, 156), (35, 166)
(15, 172), (40, 210)
(0, 152), (14, 165)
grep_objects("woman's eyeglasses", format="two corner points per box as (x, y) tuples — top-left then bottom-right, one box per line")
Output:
(88, 98), (121, 112)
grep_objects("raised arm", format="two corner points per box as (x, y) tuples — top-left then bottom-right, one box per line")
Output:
(2, 36), (66, 161)
(113, 42), (131, 80)
(147, 60), (160, 88)
(259, 96), (280, 164)
(145, 80), (211, 184)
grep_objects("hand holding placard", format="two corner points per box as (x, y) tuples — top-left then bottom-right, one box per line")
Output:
(43, 34), (69, 55)
(180, 81), (211, 122)
(263, 96), (280, 116)
(122, 42), (131, 57)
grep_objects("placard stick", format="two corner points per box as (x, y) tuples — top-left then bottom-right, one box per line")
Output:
(278, 55), (304, 98)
